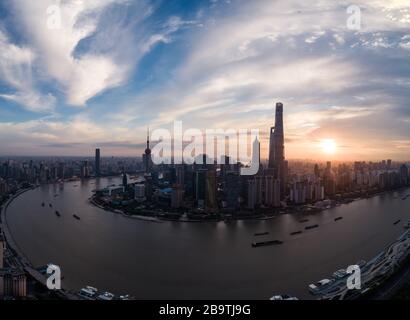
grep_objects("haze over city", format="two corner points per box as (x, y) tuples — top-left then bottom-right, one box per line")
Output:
(0, 0), (409, 160)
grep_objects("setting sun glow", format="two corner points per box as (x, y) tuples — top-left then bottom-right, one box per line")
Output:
(320, 139), (337, 155)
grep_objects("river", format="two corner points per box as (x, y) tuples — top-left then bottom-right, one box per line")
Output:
(4, 177), (410, 299)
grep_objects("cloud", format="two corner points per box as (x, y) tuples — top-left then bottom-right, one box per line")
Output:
(0, 30), (56, 112)
(0, 114), (146, 156)
(8, 0), (129, 106)
(43, 141), (146, 149)
(106, 0), (410, 161)
(6, 0), (189, 107)
(0, 0), (410, 160)
(141, 15), (200, 54)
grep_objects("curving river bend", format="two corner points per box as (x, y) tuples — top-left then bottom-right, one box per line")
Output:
(4, 177), (410, 299)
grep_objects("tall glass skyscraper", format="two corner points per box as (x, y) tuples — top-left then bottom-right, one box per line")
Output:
(95, 148), (101, 177)
(268, 102), (286, 197)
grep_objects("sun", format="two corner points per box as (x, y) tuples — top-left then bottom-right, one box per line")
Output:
(320, 139), (337, 155)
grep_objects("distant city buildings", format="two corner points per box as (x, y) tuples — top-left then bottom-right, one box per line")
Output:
(0, 156), (146, 186)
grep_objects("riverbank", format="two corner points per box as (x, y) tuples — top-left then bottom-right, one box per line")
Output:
(89, 196), (164, 223)
(89, 185), (410, 224)
(1, 187), (79, 300)
(90, 194), (279, 223)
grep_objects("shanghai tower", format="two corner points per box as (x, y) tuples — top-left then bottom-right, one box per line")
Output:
(268, 102), (286, 197)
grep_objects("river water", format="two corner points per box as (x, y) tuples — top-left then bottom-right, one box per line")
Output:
(4, 177), (410, 299)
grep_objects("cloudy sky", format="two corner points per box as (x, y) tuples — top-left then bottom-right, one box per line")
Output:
(0, 0), (409, 161)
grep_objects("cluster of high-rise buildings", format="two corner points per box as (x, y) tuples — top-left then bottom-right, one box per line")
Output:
(0, 157), (143, 188)
(285, 159), (409, 206)
(91, 102), (410, 216)
(246, 102), (287, 209)
(0, 229), (27, 299)
(98, 102), (289, 214)
(0, 179), (11, 199)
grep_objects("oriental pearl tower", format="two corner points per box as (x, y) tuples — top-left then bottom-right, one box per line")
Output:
(143, 127), (152, 174)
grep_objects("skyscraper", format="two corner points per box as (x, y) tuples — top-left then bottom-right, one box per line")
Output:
(264, 175), (281, 207)
(135, 184), (146, 202)
(122, 172), (128, 187)
(400, 164), (408, 185)
(205, 169), (217, 212)
(247, 179), (256, 210)
(176, 165), (185, 186)
(195, 169), (207, 209)
(171, 184), (184, 208)
(326, 161), (332, 175)
(95, 148), (101, 177)
(224, 172), (241, 210)
(252, 136), (261, 175)
(81, 160), (89, 178)
(268, 102), (286, 197)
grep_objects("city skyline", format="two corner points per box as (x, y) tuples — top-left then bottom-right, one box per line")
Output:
(0, 0), (409, 160)
(0, 101), (408, 163)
